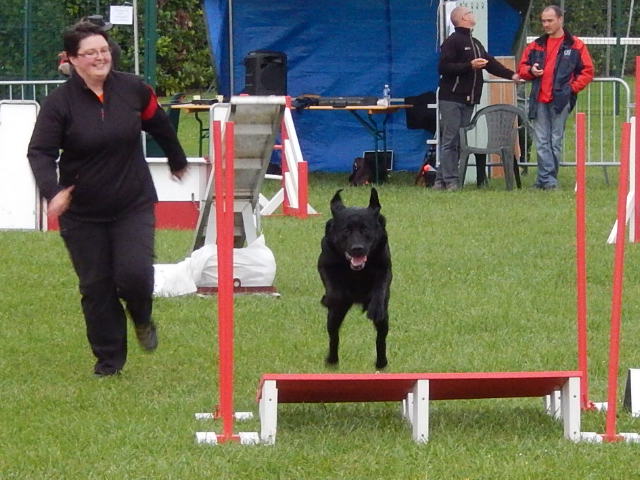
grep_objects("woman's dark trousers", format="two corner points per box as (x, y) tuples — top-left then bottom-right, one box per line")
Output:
(59, 206), (155, 374)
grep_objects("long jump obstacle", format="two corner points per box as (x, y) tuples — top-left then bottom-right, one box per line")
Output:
(257, 372), (581, 444)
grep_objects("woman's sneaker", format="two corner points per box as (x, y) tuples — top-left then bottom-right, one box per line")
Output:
(135, 321), (158, 351)
(94, 364), (121, 377)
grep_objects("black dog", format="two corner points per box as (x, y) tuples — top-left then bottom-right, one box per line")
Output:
(317, 188), (392, 369)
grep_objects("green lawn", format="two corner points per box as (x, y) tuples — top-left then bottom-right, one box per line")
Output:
(2, 168), (640, 479)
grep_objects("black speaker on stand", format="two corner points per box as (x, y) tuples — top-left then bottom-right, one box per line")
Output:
(244, 50), (287, 95)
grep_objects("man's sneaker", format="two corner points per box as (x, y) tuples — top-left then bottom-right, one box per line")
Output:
(135, 321), (158, 351)
(534, 183), (557, 191)
(432, 182), (446, 191)
(446, 183), (459, 191)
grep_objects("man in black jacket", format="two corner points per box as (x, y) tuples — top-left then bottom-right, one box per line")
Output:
(435, 6), (520, 190)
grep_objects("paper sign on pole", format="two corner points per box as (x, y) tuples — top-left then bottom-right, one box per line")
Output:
(110, 5), (133, 25)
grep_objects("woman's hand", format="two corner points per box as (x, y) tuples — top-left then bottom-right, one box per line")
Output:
(48, 186), (75, 217)
(171, 167), (188, 182)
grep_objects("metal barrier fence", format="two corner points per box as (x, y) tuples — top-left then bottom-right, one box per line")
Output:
(487, 77), (632, 171)
(2, 77), (632, 178)
(0, 80), (65, 104)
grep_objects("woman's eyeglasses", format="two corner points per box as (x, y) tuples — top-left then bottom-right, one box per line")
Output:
(77, 47), (111, 59)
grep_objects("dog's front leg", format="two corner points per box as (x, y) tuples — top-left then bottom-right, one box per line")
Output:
(367, 274), (391, 370)
(374, 316), (389, 370)
(325, 301), (351, 367)
(366, 276), (391, 325)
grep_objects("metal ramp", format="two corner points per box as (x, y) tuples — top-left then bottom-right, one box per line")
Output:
(192, 96), (285, 251)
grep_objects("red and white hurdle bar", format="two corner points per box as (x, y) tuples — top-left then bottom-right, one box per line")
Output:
(579, 109), (640, 442)
(575, 112), (592, 411)
(194, 120), (259, 445)
(260, 97), (317, 218)
(607, 56), (640, 244)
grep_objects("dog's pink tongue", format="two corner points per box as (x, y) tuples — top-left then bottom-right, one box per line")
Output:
(350, 256), (367, 268)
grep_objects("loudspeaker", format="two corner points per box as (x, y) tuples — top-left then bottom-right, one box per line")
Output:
(244, 50), (287, 95)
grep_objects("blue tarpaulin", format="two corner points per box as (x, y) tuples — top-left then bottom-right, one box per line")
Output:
(203, 0), (523, 172)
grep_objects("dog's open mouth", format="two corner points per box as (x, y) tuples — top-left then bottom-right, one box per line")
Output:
(345, 252), (367, 271)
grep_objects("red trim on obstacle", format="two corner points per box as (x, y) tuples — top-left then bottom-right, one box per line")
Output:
(575, 112), (591, 410)
(296, 161), (309, 218)
(603, 121), (631, 442)
(46, 202), (200, 231)
(280, 107), (293, 216)
(274, 100), (314, 218)
(154, 202), (199, 229)
(258, 371), (582, 404)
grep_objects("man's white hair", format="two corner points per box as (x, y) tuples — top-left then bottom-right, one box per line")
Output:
(450, 6), (470, 26)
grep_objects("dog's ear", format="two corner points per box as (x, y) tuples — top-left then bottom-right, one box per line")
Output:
(324, 218), (334, 235)
(368, 187), (381, 214)
(330, 189), (345, 216)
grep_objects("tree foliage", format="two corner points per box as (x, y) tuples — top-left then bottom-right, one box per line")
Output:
(0, 0), (215, 94)
(154, 0), (215, 95)
(0, 0), (69, 80)
(5, 1), (640, 88)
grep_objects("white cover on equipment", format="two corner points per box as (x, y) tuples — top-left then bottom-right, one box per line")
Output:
(154, 235), (276, 297)
(0, 101), (40, 229)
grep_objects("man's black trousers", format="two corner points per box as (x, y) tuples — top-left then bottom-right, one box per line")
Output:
(59, 205), (155, 374)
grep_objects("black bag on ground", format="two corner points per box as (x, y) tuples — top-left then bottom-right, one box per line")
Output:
(348, 156), (388, 186)
(349, 157), (372, 186)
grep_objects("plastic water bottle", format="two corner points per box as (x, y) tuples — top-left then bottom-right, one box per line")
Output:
(383, 84), (391, 106)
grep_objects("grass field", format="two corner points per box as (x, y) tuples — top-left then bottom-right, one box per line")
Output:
(2, 166), (640, 478)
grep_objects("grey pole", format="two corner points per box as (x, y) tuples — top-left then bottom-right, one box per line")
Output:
(133, 0), (139, 75)
(228, 0), (235, 94)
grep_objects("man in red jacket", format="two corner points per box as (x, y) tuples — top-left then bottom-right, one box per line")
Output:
(518, 5), (594, 190)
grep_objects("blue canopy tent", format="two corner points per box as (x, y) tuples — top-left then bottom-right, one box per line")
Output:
(203, 0), (525, 172)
